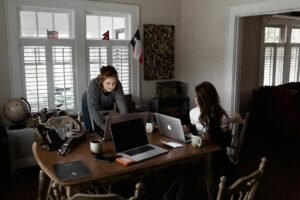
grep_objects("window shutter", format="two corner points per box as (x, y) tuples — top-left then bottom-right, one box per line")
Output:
(88, 47), (108, 80)
(52, 46), (75, 110)
(24, 46), (48, 112)
(289, 47), (300, 82)
(263, 46), (284, 86)
(274, 47), (284, 86)
(112, 46), (130, 94)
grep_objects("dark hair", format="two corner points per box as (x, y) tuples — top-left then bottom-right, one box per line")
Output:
(98, 65), (120, 91)
(195, 81), (228, 126)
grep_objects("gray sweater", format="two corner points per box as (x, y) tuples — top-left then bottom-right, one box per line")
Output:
(83, 77), (128, 130)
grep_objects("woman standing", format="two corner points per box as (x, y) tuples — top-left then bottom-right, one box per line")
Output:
(81, 65), (128, 135)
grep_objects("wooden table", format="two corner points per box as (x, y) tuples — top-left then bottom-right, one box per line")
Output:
(32, 132), (220, 199)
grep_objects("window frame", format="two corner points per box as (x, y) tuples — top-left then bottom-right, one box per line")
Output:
(5, 0), (140, 113)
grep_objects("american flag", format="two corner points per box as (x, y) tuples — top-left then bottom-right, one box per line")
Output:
(47, 30), (58, 40)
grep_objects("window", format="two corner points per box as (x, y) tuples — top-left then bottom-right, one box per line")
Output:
(7, 0), (139, 113)
(19, 8), (75, 112)
(20, 9), (72, 38)
(86, 12), (131, 94)
(261, 16), (300, 86)
(86, 14), (127, 40)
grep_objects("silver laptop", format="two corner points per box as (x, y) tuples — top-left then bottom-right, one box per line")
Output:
(101, 111), (149, 140)
(155, 113), (191, 143)
(110, 118), (168, 162)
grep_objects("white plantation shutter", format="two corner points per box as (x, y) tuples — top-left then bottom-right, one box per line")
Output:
(112, 46), (130, 94)
(24, 46), (48, 112)
(263, 47), (274, 86)
(263, 46), (284, 86)
(89, 47), (108, 79)
(289, 47), (300, 82)
(52, 46), (75, 110)
(275, 47), (284, 85)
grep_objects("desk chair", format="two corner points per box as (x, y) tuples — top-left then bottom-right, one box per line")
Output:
(217, 157), (267, 200)
(227, 112), (249, 164)
(69, 182), (143, 200)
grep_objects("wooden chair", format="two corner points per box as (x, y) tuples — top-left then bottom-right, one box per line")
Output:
(216, 157), (267, 200)
(68, 182), (143, 200)
(227, 112), (250, 164)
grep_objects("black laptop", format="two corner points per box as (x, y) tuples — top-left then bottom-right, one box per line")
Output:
(110, 118), (168, 162)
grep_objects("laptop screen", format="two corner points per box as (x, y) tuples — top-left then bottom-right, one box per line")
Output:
(110, 118), (148, 153)
(103, 111), (149, 140)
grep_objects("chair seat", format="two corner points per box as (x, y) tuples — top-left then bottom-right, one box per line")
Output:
(68, 182), (143, 200)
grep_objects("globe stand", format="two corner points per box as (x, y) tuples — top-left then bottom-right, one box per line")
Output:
(8, 122), (27, 130)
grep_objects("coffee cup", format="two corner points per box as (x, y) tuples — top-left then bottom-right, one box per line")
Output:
(90, 139), (103, 154)
(146, 122), (154, 133)
(191, 134), (203, 148)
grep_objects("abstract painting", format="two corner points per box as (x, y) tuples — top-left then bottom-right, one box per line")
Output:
(143, 24), (175, 80)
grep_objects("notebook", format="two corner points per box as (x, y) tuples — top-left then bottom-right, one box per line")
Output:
(101, 111), (149, 140)
(52, 160), (92, 181)
(155, 113), (191, 143)
(110, 118), (168, 162)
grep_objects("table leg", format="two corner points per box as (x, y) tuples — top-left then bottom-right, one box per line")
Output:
(38, 169), (50, 200)
(205, 154), (214, 200)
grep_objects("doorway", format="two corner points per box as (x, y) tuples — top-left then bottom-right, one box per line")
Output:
(225, 0), (300, 113)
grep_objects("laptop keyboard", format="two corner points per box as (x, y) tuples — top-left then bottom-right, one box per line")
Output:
(124, 145), (154, 156)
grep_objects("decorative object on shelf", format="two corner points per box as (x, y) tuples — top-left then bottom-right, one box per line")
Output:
(3, 97), (31, 129)
(144, 24), (175, 80)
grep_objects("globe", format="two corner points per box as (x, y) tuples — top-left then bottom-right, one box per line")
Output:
(3, 98), (31, 124)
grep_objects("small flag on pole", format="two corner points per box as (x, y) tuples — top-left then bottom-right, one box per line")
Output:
(47, 30), (58, 39)
(130, 28), (142, 64)
(102, 30), (109, 40)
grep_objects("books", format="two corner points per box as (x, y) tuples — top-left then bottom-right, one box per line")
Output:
(116, 157), (135, 166)
(52, 160), (91, 181)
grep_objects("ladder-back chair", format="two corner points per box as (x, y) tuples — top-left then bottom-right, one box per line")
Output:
(227, 112), (250, 164)
(217, 157), (267, 200)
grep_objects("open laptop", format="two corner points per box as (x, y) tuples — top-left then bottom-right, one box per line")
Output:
(110, 118), (168, 162)
(101, 111), (149, 141)
(155, 113), (191, 143)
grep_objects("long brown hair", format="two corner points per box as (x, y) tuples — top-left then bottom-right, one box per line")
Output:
(97, 65), (120, 91)
(195, 81), (228, 127)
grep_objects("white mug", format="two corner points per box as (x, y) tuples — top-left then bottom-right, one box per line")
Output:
(90, 139), (103, 154)
(191, 135), (203, 148)
(146, 122), (154, 133)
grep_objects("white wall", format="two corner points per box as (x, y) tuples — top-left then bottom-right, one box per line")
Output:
(0, 1), (10, 125)
(179, 0), (260, 109)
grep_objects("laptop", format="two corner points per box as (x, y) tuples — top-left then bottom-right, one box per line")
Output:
(155, 113), (191, 143)
(101, 111), (149, 141)
(110, 118), (168, 162)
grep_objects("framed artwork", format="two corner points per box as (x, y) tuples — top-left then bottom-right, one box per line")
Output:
(144, 24), (175, 80)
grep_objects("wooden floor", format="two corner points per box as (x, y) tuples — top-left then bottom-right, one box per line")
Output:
(1, 137), (300, 200)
